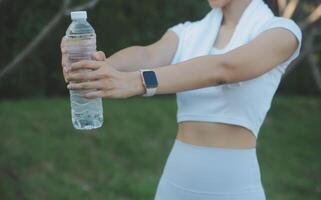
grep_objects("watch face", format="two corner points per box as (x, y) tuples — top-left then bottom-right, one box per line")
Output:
(143, 71), (158, 88)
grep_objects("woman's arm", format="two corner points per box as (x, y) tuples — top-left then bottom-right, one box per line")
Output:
(66, 27), (299, 99)
(60, 30), (178, 81)
(104, 31), (179, 72)
(153, 27), (299, 94)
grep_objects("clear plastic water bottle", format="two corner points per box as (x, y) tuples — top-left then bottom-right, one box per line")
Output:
(65, 11), (103, 130)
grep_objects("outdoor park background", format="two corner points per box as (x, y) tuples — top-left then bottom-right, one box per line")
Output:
(0, 0), (320, 199)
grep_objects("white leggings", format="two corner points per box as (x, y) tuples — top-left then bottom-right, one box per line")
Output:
(154, 139), (266, 200)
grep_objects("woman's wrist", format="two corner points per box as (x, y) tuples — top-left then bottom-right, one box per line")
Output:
(127, 71), (146, 96)
(105, 59), (146, 97)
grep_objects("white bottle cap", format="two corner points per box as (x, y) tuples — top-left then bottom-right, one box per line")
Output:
(71, 11), (87, 20)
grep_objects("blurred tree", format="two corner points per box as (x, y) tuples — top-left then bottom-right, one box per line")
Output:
(0, 0), (100, 79)
(280, 0), (321, 94)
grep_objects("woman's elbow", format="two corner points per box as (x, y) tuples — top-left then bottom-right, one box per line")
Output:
(211, 56), (236, 85)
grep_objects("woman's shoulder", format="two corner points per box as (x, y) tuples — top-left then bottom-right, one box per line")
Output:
(168, 9), (215, 37)
(268, 16), (300, 26)
(168, 21), (193, 36)
(258, 16), (302, 40)
(258, 16), (303, 71)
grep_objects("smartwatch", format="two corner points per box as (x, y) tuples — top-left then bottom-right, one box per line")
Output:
(139, 69), (159, 97)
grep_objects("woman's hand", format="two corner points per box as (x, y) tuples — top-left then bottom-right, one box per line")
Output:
(60, 36), (107, 83)
(65, 60), (146, 99)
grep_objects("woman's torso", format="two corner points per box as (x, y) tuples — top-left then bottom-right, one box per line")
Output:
(175, 23), (257, 149)
(176, 122), (257, 149)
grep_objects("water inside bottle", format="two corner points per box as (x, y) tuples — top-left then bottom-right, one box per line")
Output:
(65, 13), (104, 130)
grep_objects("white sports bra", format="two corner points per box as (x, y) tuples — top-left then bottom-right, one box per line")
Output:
(170, 18), (302, 138)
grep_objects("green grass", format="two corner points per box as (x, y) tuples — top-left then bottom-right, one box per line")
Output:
(0, 95), (320, 200)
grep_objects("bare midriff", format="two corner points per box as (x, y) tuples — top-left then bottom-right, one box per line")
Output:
(176, 121), (257, 149)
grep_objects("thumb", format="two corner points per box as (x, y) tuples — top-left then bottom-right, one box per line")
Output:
(92, 51), (106, 61)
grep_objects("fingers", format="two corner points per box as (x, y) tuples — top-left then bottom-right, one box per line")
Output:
(61, 53), (69, 83)
(61, 36), (69, 83)
(92, 51), (106, 61)
(67, 68), (103, 82)
(67, 81), (104, 90)
(60, 36), (67, 61)
(60, 36), (67, 49)
(61, 36), (68, 68)
(67, 60), (104, 72)
(61, 49), (68, 68)
(82, 90), (105, 99)
(63, 69), (69, 83)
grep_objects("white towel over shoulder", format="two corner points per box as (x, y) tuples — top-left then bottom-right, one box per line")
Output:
(169, 0), (302, 74)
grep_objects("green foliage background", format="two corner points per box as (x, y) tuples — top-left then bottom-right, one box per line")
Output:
(0, 1), (320, 199)
(0, 0), (320, 98)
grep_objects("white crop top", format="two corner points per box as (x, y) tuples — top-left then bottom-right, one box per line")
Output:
(169, 17), (302, 138)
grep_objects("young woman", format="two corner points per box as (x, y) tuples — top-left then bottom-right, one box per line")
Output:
(61, 0), (302, 199)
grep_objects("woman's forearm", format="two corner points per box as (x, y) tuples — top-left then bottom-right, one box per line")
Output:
(105, 46), (154, 72)
(153, 55), (227, 94)
(65, 52), (228, 98)
(105, 31), (178, 72)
